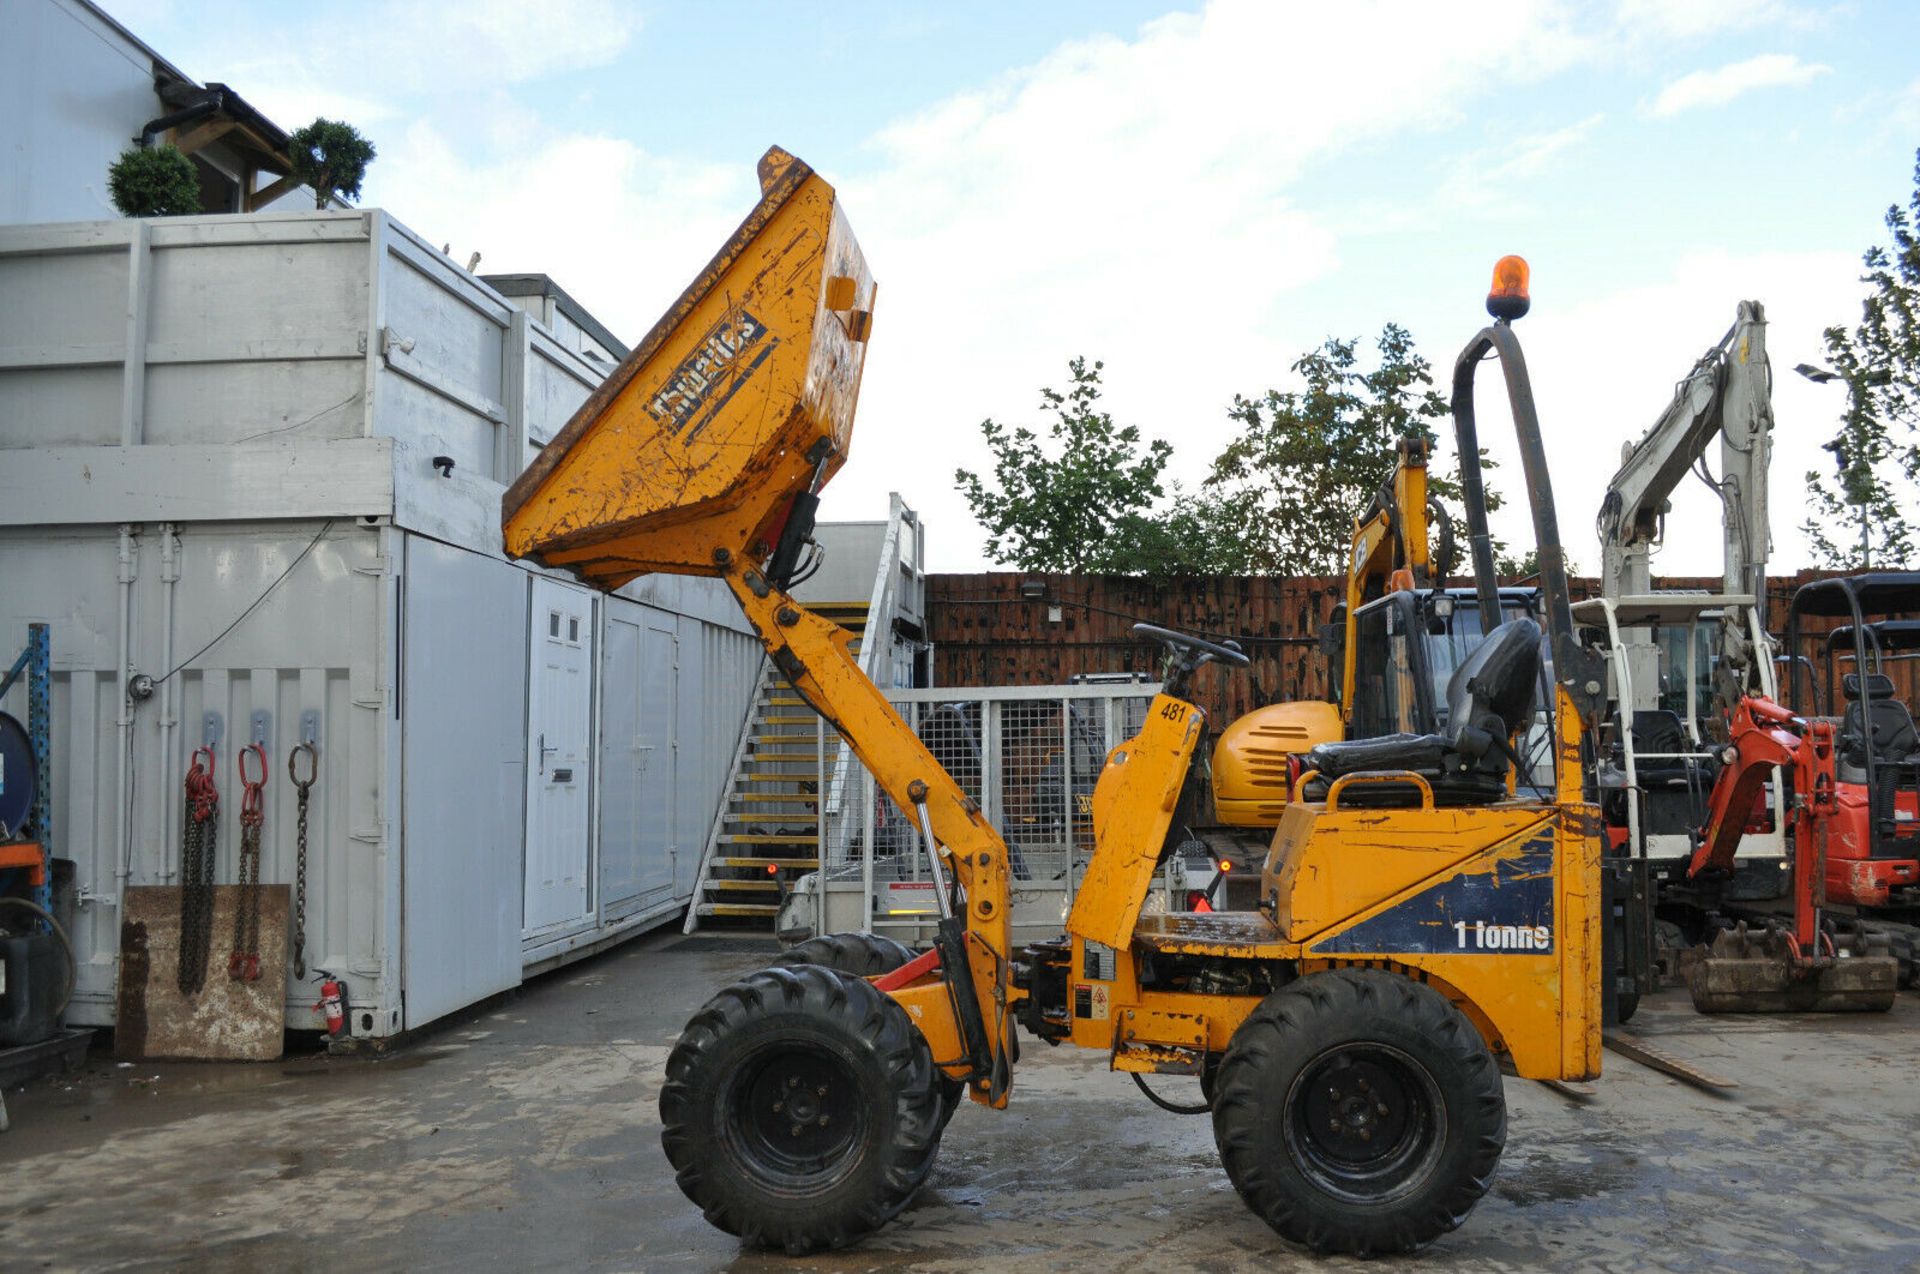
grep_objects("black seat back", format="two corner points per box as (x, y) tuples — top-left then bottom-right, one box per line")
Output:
(1630, 709), (1688, 755)
(1444, 618), (1542, 761)
(1840, 672), (1919, 770)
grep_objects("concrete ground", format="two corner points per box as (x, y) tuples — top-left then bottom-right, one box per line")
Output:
(5, 930), (1920, 1273)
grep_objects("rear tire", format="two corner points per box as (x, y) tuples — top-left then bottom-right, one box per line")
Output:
(775, 931), (967, 1127)
(1212, 969), (1506, 1256)
(774, 932), (916, 977)
(660, 965), (942, 1254)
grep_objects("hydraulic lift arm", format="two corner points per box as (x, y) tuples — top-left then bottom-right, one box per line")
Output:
(500, 146), (1016, 1101)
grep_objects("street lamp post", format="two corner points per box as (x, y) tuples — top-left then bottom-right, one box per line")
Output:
(1798, 362), (1884, 569)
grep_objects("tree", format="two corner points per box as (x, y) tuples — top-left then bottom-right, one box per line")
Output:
(1203, 324), (1499, 576)
(107, 144), (200, 217)
(288, 118), (376, 209)
(956, 357), (1175, 573)
(1803, 148), (1920, 569)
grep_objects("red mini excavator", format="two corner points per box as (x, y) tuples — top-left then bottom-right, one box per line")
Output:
(1685, 694), (1898, 1011)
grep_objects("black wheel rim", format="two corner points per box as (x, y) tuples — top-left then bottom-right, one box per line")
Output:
(1283, 1042), (1445, 1204)
(724, 1042), (869, 1192)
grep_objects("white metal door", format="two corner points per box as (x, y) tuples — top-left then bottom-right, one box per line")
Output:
(403, 538), (527, 1026)
(638, 620), (679, 896)
(525, 577), (595, 935)
(598, 607), (676, 915)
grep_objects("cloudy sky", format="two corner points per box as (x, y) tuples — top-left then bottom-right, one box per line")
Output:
(115, 0), (1920, 575)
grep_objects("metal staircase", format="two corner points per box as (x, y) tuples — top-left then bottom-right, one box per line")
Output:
(682, 492), (925, 934)
(684, 604), (868, 930)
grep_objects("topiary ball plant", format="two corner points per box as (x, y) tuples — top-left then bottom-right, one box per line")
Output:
(107, 144), (201, 217)
(288, 118), (376, 208)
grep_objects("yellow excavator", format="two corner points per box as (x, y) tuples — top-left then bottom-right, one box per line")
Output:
(504, 150), (1605, 1257)
(1210, 434), (1453, 827)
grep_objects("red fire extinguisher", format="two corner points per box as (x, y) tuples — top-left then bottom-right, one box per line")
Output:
(315, 970), (351, 1037)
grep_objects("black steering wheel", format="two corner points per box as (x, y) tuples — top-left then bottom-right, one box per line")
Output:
(1132, 623), (1249, 699)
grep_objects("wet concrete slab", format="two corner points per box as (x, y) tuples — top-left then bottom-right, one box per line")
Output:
(5, 928), (1920, 1272)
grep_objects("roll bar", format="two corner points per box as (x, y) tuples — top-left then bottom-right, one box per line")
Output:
(1449, 317), (1606, 725)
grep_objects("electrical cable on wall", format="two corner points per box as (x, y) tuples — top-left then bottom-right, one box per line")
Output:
(151, 520), (337, 686)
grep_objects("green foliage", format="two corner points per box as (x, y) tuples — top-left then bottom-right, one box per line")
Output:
(107, 144), (201, 217)
(1804, 148), (1920, 569)
(956, 358), (1174, 573)
(288, 118), (377, 208)
(1204, 324), (1500, 576)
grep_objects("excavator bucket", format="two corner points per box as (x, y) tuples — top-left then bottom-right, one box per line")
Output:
(502, 146), (875, 588)
(1688, 922), (1897, 1013)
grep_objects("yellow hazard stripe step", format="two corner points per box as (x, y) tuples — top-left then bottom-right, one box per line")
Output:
(712, 856), (819, 869)
(723, 833), (820, 845)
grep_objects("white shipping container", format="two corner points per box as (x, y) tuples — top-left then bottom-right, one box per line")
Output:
(0, 211), (763, 1037)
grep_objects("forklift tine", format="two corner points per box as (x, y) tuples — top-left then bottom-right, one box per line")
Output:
(1603, 1031), (1738, 1094)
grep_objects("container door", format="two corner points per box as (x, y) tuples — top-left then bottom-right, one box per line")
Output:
(402, 538), (527, 1027)
(599, 604), (677, 917)
(525, 577), (595, 935)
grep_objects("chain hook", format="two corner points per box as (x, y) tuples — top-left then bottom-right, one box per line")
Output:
(238, 741), (268, 823)
(288, 740), (318, 791)
(186, 745), (219, 820)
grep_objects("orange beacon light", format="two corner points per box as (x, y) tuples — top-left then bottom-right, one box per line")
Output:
(1487, 254), (1530, 322)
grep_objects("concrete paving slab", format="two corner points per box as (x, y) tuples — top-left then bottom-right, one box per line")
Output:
(4, 928), (1920, 1272)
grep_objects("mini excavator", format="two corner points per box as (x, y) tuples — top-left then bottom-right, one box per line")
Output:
(503, 151), (1607, 1257)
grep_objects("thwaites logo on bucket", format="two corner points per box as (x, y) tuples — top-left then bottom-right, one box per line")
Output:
(1309, 830), (1556, 957)
(647, 304), (778, 443)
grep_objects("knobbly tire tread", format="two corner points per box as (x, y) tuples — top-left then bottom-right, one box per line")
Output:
(659, 964), (943, 1255)
(774, 931), (917, 977)
(775, 931), (967, 1129)
(1211, 968), (1507, 1256)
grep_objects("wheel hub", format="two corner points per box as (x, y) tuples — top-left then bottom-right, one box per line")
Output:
(728, 1047), (867, 1184)
(1285, 1044), (1445, 1204)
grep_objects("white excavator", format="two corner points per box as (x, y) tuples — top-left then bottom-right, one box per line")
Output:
(1575, 303), (1787, 976)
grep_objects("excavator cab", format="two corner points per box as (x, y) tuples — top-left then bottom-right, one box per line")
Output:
(1783, 572), (1920, 909)
(504, 156), (1605, 1259)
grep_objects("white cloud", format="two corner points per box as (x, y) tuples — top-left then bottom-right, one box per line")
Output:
(1613, 0), (1797, 40)
(1647, 54), (1829, 118)
(1437, 113), (1606, 213)
(143, 0), (640, 133)
(365, 122), (750, 343)
(826, 0), (1594, 566)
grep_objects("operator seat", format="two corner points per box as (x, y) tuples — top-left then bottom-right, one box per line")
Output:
(1302, 618), (1542, 808)
(1838, 671), (1919, 781)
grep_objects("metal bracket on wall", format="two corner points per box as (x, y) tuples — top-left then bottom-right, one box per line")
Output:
(250, 709), (272, 750)
(202, 711), (223, 750)
(300, 709), (321, 747)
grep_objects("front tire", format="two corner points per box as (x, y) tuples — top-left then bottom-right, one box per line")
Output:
(1211, 969), (1506, 1256)
(660, 965), (942, 1254)
(775, 931), (967, 1127)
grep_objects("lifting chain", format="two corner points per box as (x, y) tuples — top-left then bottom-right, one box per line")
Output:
(288, 741), (317, 980)
(176, 746), (219, 996)
(227, 742), (267, 982)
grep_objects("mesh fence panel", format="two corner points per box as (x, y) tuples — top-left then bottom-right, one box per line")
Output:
(817, 687), (1158, 919)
